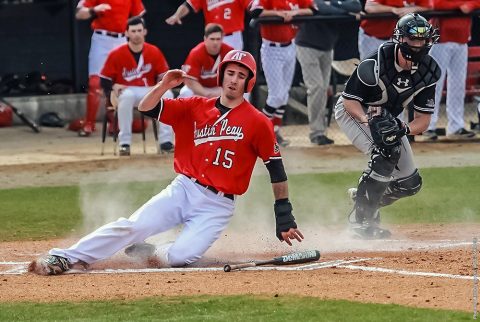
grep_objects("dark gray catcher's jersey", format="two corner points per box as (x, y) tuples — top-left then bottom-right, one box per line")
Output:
(342, 42), (441, 117)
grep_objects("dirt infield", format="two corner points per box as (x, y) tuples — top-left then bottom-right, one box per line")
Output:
(1, 126), (480, 312)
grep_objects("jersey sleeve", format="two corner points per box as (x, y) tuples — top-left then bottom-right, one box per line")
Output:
(250, 0), (265, 10)
(252, 115), (281, 162)
(159, 97), (200, 126)
(186, 0), (203, 12)
(413, 84), (436, 114)
(130, 0), (146, 16)
(99, 52), (117, 81)
(79, 0), (96, 8)
(341, 70), (373, 103)
(182, 51), (201, 80)
(299, 0), (314, 8)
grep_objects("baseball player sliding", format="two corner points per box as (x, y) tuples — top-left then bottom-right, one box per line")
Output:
(29, 50), (303, 275)
(166, 0), (252, 50)
(100, 17), (174, 156)
(75, 0), (145, 137)
(250, 0), (315, 147)
(335, 14), (441, 239)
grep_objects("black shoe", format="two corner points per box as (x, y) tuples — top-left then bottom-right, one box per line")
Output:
(447, 128), (476, 139)
(160, 142), (174, 154)
(352, 224), (391, 240)
(125, 242), (156, 260)
(119, 144), (130, 156)
(311, 135), (334, 145)
(275, 132), (290, 147)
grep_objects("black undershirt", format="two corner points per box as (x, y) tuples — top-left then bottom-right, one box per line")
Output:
(215, 98), (232, 115)
(129, 47), (142, 64)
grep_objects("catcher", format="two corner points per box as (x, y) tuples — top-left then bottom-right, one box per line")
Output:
(334, 13), (441, 239)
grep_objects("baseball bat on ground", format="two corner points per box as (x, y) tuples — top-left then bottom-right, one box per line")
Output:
(223, 250), (320, 272)
(0, 97), (40, 133)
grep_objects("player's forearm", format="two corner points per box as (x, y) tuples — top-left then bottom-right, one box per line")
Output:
(343, 98), (369, 124)
(76, 7), (94, 20)
(294, 8), (313, 16)
(138, 83), (169, 112)
(272, 181), (289, 200)
(259, 9), (283, 17)
(175, 4), (190, 19)
(408, 112), (431, 135)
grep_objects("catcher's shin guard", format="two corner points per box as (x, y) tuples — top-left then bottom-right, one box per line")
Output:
(380, 169), (422, 207)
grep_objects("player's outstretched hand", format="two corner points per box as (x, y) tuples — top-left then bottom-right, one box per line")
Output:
(94, 4), (111, 13)
(166, 14), (182, 25)
(161, 69), (191, 88)
(281, 228), (304, 246)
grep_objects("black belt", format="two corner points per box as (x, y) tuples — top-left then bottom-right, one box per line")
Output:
(268, 41), (292, 47)
(94, 30), (125, 38)
(187, 176), (234, 200)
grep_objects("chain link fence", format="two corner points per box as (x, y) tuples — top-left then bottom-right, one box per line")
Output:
(249, 13), (480, 146)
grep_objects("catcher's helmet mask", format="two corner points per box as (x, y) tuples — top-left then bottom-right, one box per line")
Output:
(217, 50), (257, 93)
(393, 13), (439, 63)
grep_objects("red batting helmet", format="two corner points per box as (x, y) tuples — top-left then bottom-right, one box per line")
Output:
(217, 50), (257, 93)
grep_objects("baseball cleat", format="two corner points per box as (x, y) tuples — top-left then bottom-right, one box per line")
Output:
(28, 255), (72, 276)
(159, 142), (174, 154)
(119, 144), (130, 156)
(351, 224), (391, 240)
(125, 242), (156, 260)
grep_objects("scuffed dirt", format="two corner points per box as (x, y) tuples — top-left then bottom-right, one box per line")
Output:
(0, 126), (479, 312)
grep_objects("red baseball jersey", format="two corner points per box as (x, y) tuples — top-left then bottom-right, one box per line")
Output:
(100, 43), (169, 86)
(250, 0), (313, 43)
(430, 0), (480, 43)
(78, 0), (145, 33)
(182, 42), (234, 88)
(360, 0), (428, 39)
(158, 97), (281, 195)
(187, 0), (252, 34)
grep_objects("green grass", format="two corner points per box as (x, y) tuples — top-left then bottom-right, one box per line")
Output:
(1, 166), (479, 241)
(0, 295), (472, 322)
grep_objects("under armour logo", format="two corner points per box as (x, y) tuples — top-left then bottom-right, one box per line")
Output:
(396, 78), (410, 87)
(231, 52), (247, 61)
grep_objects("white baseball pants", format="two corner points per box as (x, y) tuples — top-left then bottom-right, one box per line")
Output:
(88, 32), (126, 76)
(50, 174), (235, 267)
(358, 28), (387, 60)
(224, 31), (244, 50)
(261, 39), (296, 108)
(117, 87), (174, 146)
(428, 42), (468, 134)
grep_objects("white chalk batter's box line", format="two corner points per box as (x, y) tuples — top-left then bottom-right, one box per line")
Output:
(0, 239), (476, 277)
(0, 257), (476, 280)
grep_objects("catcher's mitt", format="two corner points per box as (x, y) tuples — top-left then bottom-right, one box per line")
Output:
(368, 109), (408, 150)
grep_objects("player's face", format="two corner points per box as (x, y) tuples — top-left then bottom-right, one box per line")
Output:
(204, 32), (223, 55)
(222, 63), (249, 99)
(126, 23), (146, 46)
(404, 37), (426, 52)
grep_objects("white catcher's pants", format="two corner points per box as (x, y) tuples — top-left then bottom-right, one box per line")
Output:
(50, 175), (235, 267)
(117, 86), (174, 145)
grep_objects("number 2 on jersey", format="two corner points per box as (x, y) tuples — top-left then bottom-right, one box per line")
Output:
(224, 8), (231, 20)
(213, 148), (235, 169)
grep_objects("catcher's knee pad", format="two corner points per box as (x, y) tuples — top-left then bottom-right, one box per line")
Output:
(380, 169), (422, 206)
(370, 145), (401, 177)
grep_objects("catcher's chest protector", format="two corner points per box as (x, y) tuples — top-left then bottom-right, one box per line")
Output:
(366, 43), (441, 117)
